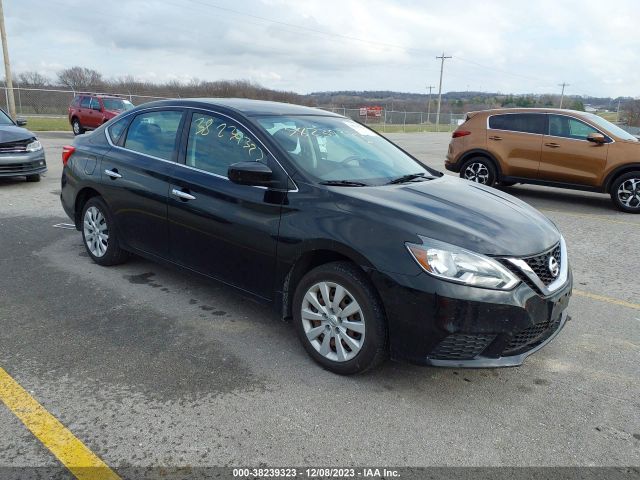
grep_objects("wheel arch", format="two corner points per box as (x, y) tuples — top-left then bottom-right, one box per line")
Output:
(73, 187), (102, 229)
(458, 149), (503, 179)
(603, 163), (640, 192)
(280, 243), (376, 320)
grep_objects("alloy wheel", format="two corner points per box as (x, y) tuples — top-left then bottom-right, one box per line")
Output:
(617, 178), (640, 209)
(83, 206), (109, 257)
(301, 281), (365, 362)
(463, 162), (490, 184)
(73, 120), (80, 135)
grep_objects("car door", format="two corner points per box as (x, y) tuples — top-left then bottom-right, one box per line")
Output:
(538, 114), (609, 186)
(78, 96), (91, 126)
(100, 108), (185, 258)
(88, 97), (103, 129)
(167, 109), (287, 299)
(486, 113), (545, 178)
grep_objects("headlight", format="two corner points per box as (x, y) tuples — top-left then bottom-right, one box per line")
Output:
(26, 140), (42, 152)
(406, 236), (519, 290)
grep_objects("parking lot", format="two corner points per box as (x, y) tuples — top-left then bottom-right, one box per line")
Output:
(1, 132), (639, 472)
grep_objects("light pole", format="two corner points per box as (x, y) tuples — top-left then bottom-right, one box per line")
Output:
(435, 53), (452, 132)
(426, 85), (434, 124)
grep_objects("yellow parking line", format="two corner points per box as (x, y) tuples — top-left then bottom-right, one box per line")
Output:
(0, 367), (120, 480)
(540, 209), (640, 227)
(573, 289), (640, 310)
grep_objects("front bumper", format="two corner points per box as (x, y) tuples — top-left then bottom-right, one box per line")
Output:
(370, 267), (573, 368)
(0, 150), (47, 177)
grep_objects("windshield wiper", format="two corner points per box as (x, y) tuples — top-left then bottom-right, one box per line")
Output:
(319, 180), (369, 187)
(386, 172), (429, 185)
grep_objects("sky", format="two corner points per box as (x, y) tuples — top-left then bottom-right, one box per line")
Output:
(5, 0), (639, 97)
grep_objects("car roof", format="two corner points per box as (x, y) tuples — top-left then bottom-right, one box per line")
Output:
(470, 107), (592, 117)
(135, 98), (340, 117)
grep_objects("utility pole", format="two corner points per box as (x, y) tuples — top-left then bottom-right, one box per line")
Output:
(426, 85), (434, 124)
(558, 82), (570, 109)
(0, 0), (15, 120)
(435, 53), (452, 132)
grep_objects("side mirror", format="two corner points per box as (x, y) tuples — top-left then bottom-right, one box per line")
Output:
(587, 132), (605, 144)
(228, 161), (274, 187)
(15, 117), (27, 127)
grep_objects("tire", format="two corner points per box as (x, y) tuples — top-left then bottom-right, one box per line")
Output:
(71, 118), (84, 136)
(25, 174), (40, 182)
(460, 157), (497, 186)
(81, 196), (129, 265)
(293, 261), (388, 375)
(610, 171), (640, 213)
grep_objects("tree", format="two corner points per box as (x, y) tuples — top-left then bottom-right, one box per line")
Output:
(623, 100), (640, 127)
(17, 71), (50, 87)
(569, 100), (585, 111)
(57, 66), (103, 91)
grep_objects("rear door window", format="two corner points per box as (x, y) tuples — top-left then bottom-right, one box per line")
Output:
(107, 116), (131, 145)
(124, 110), (184, 161)
(90, 97), (101, 110)
(184, 112), (265, 177)
(80, 96), (91, 109)
(488, 114), (546, 134)
(548, 115), (600, 140)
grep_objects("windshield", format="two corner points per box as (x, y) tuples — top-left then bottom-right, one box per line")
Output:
(0, 109), (13, 125)
(255, 115), (434, 185)
(585, 113), (638, 142)
(102, 98), (134, 111)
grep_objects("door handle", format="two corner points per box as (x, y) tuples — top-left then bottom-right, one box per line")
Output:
(171, 188), (196, 201)
(489, 135), (502, 141)
(545, 142), (560, 148)
(104, 169), (122, 179)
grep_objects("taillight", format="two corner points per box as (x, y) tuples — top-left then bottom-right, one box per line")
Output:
(62, 145), (76, 166)
(452, 130), (471, 138)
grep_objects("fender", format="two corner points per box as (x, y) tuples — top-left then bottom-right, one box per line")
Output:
(602, 162), (640, 192)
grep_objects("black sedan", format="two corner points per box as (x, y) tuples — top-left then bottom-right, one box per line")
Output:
(60, 99), (572, 374)
(0, 110), (47, 182)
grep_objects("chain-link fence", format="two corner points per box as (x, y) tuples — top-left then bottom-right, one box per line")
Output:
(322, 107), (465, 132)
(1, 87), (170, 117)
(1, 87), (465, 133)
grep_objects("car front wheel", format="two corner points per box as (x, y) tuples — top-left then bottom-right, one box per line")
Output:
(293, 261), (387, 375)
(81, 197), (129, 265)
(611, 171), (640, 213)
(460, 157), (496, 186)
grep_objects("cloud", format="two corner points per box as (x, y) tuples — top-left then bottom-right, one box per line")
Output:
(4, 0), (639, 97)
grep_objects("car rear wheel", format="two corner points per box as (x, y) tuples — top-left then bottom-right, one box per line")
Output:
(72, 118), (84, 136)
(25, 174), (40, 182)
(610, 171), (640, 213)
(460, 157), (496, 186)
(293, 261), (387, 375)
(81, 197), (129, 265)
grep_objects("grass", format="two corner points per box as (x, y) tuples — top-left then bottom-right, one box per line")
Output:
(21, 116), (71, 132)
(596, 111), (619, 123)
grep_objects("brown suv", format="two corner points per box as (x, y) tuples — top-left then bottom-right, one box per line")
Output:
(445, 108), (640, 212)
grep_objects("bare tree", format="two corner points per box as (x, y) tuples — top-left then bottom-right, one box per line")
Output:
(17, 71), (50, 87)
(57, 66), (103, 91)
(623, 100), (640, 127)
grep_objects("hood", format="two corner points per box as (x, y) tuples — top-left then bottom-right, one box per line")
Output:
(0, 125), (35, 144)
(334, 175), (560, 257)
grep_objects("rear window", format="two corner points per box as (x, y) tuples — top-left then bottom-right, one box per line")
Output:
(71, 96), (81, 107)
(488, 113), (546, 134)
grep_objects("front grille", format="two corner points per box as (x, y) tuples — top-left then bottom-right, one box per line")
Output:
(0, 138), (31, 154)
(431, 334), (495, 360)
(504, 316), (562, 354)
(523, 244), (561, 286)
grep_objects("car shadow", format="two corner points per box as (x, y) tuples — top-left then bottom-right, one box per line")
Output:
(498, 184), (616, 214)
